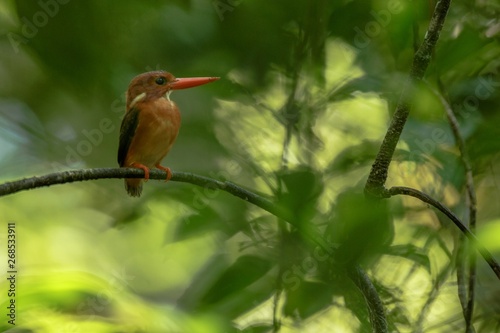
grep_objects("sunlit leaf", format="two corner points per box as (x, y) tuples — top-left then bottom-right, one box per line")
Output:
(385, 244), (431, 273)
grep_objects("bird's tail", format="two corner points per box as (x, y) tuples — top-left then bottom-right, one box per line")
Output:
(125, 179), (143, 197)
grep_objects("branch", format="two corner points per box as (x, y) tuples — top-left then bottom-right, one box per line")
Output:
(433, 81), (477, 333)
(388, 186), (500, 280)
(0, 167), (278, 210)
(0, 167), (332, 249)
(347, 265), (387, 333)
(364, 0), (451, 197)
(0, 167), (388, 330)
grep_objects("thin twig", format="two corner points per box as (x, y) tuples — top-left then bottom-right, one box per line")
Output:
(388, 186), (500, 280)
(456, 236), (474, 332)
(415, 256), (455, 333)
(364, 0), (451, 197)
(433, 81), (477, 333)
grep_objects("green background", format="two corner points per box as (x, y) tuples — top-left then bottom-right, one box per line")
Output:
(0, 0), (499, 332)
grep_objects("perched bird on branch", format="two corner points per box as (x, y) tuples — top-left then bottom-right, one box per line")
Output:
(118, 71), (219, 197)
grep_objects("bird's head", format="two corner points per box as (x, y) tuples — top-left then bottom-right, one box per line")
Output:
(126, 70), (219, 110)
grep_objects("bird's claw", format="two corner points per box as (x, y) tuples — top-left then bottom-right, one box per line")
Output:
(155, 165), (172, 182)
(131, 163), (150, 182)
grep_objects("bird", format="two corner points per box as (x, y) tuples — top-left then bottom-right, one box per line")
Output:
(117, 70), (219, 197)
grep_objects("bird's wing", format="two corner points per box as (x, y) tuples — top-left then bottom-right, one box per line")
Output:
(117, 107), (140, 167)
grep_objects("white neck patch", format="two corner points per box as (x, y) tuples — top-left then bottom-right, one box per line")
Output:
(129, 92), (146, 109)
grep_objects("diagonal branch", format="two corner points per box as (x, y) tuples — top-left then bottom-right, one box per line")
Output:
(388, 186), (500, 280)
(364, 0), (451, 197)
(347, 265), (388, 333)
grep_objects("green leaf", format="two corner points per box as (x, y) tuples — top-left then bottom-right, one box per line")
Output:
(329, 76), (385, 101)
(327, 140), (379, 173)
(276, 166), (323, 225)
(283, 281), (333, 319)
(237, 324), (274, 333)
(385, 244), (431, 273)
(174, 206), (221, 241)
(200, 255), (272, 306)
(177, 254), (230, 310)
(326, 189), (394, 264)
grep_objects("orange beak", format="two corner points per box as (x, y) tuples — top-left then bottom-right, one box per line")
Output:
(170, 77), (220, 90)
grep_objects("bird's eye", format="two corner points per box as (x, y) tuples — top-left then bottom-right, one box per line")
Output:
(155, 77), (166, 85)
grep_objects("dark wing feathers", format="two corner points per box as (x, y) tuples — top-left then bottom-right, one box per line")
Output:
(117, 107), (140, 166)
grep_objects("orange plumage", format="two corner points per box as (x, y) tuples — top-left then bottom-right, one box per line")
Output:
(118, 71), (219, 197)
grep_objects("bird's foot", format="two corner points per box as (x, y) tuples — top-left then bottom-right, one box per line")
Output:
(131, 162), (150, 182)
(155, 164), (172, 182)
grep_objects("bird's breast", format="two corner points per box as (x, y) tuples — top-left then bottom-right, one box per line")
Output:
(124, 98), (181, 167)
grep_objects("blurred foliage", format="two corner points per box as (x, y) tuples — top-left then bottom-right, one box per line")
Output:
(0, 0), (499, 332)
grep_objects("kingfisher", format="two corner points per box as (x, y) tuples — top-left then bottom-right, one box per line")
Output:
(117, 71), (219, 197)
